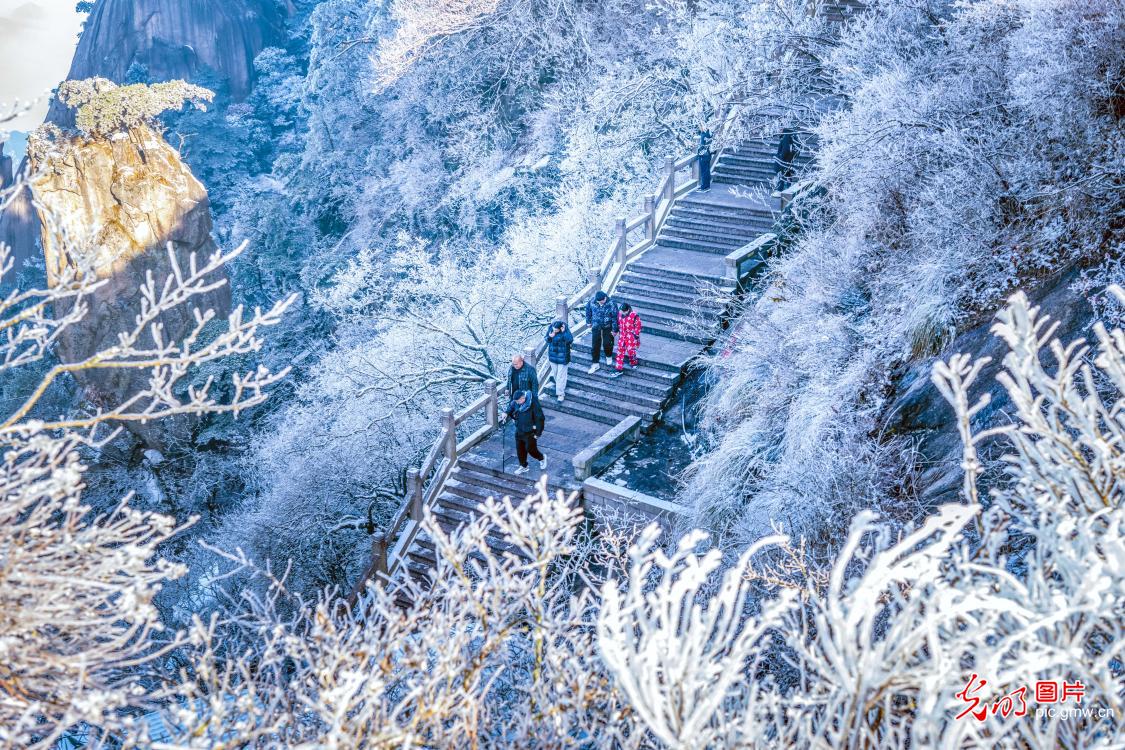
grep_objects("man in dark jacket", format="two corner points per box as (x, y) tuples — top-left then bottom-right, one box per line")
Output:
(697, 128), (713, 193)
(507, 354), (539, 402)
(776, 129), (798, 190)
(584, 290), (618, 374)
(544, 320), (574, 402)
(506, 390), (546, 475)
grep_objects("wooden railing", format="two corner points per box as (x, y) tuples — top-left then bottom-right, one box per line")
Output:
(352, 150), (701, 594)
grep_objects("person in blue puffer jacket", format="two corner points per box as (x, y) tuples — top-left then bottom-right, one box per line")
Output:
(584, 290), (618, 374)
(544, 320), (574, 402)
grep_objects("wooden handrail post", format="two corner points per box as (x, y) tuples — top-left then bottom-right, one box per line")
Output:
(407, 468), (423, 521)
(644, 194), (656, 239)
(372, 532), (388, 577)
(522, 344), (537, 368)
(615, 217), (627, 266)
(555, 294), (568, 323)
(691, 153), (700, 181)
(484, 378), (499, 430)
(441, 407), (457, 462)
(664, 156), (676, 201)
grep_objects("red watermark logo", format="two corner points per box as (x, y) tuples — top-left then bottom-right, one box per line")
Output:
(955, 674), (1109, 721)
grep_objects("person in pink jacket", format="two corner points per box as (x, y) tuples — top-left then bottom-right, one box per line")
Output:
(611, 303), (642, 376)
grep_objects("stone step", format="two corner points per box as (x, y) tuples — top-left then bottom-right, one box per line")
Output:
(573, 340), (682, 373)
(564, 357), (681, 388)
(711, 159), (776, 176)
(558, 370), (668, 408)
(564, 365), (673, 398)
(665, 214), (768, 240)
(666, 211), (775, 237)
(543, 396), (622, 426)
(431, 493), (536, 543)
(720, 150), (813, 168)
(657, 236), (750, 255)
(711, 169), (775, 186)
(618, 270), (712, 297)
(660, 225), (757, 248)
(614, 286), (716, 316)
(630, 258), (734, 288)
(442, 475), (540, 509)
(562, 389), (662, 423)
(627, 303), (716, 334)
(637, 319), (710, 345)
(670, 202), (776, 226)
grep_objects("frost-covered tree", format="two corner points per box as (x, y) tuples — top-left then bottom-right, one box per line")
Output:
(684, 0), (1125, 551)
(58, 78), (215, 136)
(0, 154), (291, 747)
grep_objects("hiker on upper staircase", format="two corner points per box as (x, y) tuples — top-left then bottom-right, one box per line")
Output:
(697, 128), (713, 193)
(776, 129), (798, 191)
(544, 319), (574, 402)
(506, 389), (546, 475)
(507, 354), (539, 402)
(585, 290), (619, 374)
(611, 302), (642, 377)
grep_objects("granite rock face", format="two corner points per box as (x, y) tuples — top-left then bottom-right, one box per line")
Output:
(47, 0), (287, 126)
(0, 145), (38, 269)
(28, 123), (230, 445)
(885, 269), (1096, 507)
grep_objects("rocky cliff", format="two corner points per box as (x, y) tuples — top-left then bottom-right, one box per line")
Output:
(27, 122), (230, 445)
(0, 144), (38, 269)
(886, 269), (1097, 508)
(46, 0), (287, 126)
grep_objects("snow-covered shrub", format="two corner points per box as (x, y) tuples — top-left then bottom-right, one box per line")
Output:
(600, 290), (1125, 748)
(165, 482), (650, 748)
(684, 0), (1125, 553)
(0, 207), (290, 745)
(140, 290), (1125, 748)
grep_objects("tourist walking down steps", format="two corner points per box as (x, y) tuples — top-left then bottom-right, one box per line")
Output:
(585, 290), (618, 374)
(545, 320), (574, 402)
(506, 390), (546, 475)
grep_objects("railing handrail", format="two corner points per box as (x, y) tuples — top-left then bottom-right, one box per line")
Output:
(354, 147), (702, 597)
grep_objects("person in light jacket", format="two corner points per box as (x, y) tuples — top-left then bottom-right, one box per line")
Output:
(544, 320), (574, 402)
(506, 390), (546, 475)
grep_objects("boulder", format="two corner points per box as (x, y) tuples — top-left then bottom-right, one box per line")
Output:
(27, 122), (230, 446)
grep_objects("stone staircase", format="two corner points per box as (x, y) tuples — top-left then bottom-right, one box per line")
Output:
(398, 138), (803, 594)
(712, 136), (815, 189)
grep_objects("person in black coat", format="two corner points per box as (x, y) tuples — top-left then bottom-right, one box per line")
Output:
(507, 354), (540, 402)
(506, 389), (546, 475)
(776, 129), (798, 191)
(697, 128), (713, 193)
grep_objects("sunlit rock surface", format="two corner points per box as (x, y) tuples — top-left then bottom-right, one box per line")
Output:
(27, 123), (230, 444)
